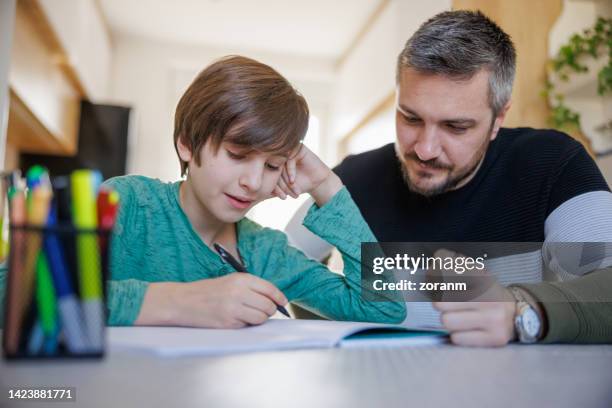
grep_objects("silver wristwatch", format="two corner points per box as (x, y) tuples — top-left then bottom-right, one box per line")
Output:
(509, 287), (542, 344)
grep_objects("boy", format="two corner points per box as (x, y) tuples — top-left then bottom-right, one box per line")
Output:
(104, 55), (405, 328)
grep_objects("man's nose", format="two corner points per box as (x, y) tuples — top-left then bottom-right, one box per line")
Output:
(413, 127), (442, 161)
(238, 162), (264, 192)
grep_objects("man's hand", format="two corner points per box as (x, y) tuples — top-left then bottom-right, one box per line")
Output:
(274, 144), (342, 206)
(433, 298), (516, 347)
(429, 249), (517, 347)
(135, 273), (288, 328)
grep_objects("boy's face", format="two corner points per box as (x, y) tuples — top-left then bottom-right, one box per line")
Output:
(178, 138), (288, 223)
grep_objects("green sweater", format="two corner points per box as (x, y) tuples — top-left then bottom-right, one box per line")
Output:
(102, 175), (405, 325)
(516, 269), (612, 343)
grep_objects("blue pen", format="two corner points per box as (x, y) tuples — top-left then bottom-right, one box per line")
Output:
(43, 324), (60, 355)
(27, 321), (44, 355)
(44, 203), (89, 352)
(213, 243), (291, 318)
(91, 171), (103, 192)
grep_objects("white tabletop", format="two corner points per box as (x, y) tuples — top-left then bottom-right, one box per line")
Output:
(2, 342), (612, 408)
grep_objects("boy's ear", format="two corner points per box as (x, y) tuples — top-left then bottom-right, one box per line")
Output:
(176, 136), (193, 162)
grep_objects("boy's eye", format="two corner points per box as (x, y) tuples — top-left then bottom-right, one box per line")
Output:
(266, 163), (281, 171)
(226, 150), (246, 160)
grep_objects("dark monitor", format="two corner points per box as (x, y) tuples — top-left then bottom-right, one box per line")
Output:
(20, 100), (131, 180)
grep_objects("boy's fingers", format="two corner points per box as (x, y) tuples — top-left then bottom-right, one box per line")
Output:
(282, 169), (300, 196)
(247, 276), (288, 306)
(273, 185), (287, 200)
(242, 291), (278, 316)
(278, 177), (297, 199)
(237, 305), (269, 326)
(281, 170), (295, 195)
(286, 158), (297, 184)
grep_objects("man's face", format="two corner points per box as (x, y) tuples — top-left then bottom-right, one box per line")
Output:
(178, 138), (287, 223)
(395, 67), (504, 196)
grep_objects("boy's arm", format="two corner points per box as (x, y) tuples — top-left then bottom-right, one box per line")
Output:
(271, 186), (406, 324)
(102, 176), (150, 326)
(106, 279), (150, 325)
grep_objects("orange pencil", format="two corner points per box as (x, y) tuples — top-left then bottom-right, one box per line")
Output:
(17, 185), (53, 350)
(3, 189), (26, 355)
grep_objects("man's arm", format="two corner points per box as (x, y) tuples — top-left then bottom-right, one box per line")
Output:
(515, 268), (612, 343)
(438, 143), (612, 346)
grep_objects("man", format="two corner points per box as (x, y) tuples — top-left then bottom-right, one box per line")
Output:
(286, 10), (612, 346)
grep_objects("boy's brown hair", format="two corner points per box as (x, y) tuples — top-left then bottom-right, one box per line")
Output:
(174, 55), (309, 176)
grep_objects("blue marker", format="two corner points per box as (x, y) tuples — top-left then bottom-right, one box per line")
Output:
(44, 203), (89, 352)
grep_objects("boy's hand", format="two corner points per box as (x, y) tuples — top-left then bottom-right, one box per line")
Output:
(136, 273), (288, 328)
(274, 144), (343, 206)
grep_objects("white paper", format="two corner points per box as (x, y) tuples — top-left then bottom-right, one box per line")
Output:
(108, 319), (446, 357)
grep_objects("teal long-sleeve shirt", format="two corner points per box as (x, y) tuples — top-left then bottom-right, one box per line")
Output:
(102, 175), (406, 326)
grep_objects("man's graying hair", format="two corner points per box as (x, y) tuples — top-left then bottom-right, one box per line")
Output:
(397, 10), (516, 116)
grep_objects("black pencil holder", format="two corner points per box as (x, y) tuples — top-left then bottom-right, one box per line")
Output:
(2, 225), (111, 359)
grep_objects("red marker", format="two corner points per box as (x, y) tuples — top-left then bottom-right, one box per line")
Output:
(97, 188), (119, 255)
(97, 189), (119, 230)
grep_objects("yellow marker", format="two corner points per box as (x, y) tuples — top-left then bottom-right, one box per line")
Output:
(71, 170), (103, 351)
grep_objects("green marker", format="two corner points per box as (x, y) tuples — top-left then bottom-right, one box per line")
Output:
(71, 170), (103, 351)
(35, 253), (58, 354)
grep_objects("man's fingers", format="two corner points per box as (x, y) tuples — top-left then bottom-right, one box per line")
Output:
(440, 310), (484, 332)
(433, 248), (456, 258)
(449, 330), (510, 347)
(449, 330), (491, 347)
(433, 301), (477, 312)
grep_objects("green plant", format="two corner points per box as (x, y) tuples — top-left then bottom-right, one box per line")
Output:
(543, 16), (612, 131)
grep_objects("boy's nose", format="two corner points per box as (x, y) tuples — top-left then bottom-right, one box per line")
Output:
(238, 165), (264, 192)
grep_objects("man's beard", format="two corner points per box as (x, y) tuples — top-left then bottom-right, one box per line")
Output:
(397, 140), (490, 197)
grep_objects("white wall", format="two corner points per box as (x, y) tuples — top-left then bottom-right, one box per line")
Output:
(38, 0), (112, 100)
(327, 0), (451, 163)
(108, 33), (335, 182)
(550, 0), (612, 177)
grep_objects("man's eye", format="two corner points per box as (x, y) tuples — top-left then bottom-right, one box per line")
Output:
(447, 124), (468, 133)
(227, 150), (246, 160)
(403, 116), (421, 124)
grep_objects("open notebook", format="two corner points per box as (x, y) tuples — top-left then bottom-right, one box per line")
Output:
(108, 319), (447, 357)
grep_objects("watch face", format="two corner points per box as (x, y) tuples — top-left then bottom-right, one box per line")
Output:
(522, 308), (541, 338)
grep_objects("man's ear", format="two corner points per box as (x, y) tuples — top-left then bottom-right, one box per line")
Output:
(176, 136), (193, 162)
(490, 100), (512, 141)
